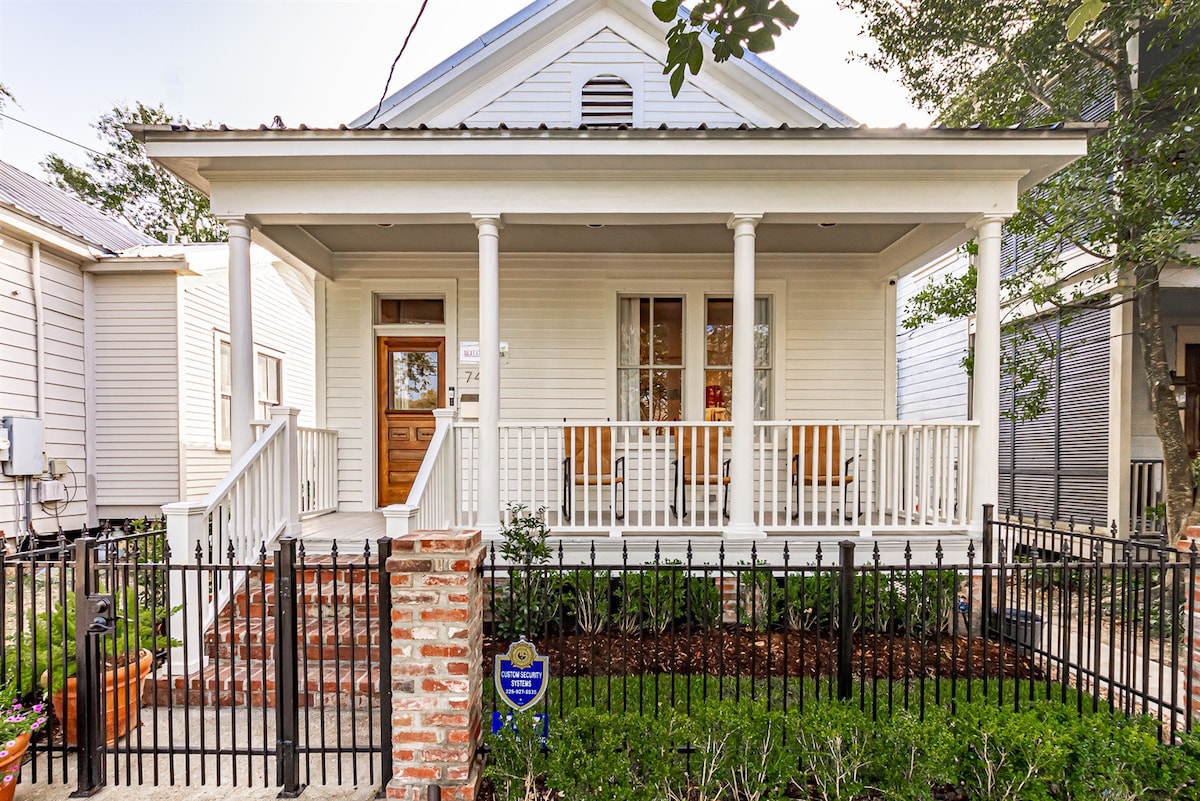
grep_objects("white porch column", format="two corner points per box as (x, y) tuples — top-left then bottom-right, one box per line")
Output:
(972, 215), (1006, 529)
(727, 213), (763, 537)
(225, 218), (256, 459)
(473, 214), (502, 536)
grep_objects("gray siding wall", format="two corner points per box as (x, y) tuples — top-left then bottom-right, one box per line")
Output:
(0, 237), (90, 536)
(896, 254), (970, 421)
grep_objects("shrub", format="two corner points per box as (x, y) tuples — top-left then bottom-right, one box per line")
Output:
(492, 505), (564, 640)
(685, 570), (723, 630)
(617, 567), (686, 634)
(568, 570), (611, 635)
(792, 700), (874, 801)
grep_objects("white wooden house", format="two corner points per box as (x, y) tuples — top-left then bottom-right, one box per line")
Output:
(0, 160), (316, 540)
(141, 0), (1089, 562)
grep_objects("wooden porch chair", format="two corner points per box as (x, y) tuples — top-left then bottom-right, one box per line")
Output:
(561, 426), (625, 521)
(791, 425), (858, 520)
(670, 426), (731, 520)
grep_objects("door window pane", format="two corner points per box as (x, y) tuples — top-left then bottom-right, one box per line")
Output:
(391, 350), (439, 410)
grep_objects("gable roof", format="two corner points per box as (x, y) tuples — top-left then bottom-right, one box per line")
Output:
(0, 160), (156, 253)
(350, 0), (855, 129)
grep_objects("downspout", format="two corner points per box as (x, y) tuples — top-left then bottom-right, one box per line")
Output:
(31, 242), (45, 418)
(29, 242), (44, 537)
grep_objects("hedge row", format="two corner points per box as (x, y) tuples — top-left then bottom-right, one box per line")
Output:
(485, 699), (1200, 801)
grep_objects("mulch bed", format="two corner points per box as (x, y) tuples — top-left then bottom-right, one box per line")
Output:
(485, 628), (1042, 681)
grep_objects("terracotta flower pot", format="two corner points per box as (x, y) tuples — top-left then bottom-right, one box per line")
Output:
(46, 649), (154, 747)
(0, 732), (31, 801)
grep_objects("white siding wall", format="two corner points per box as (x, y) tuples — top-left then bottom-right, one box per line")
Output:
(325, 254), (887, 510)
(92, 273), (181, 519)
(465, 28), (750, 128)
(180, 250), (317, 501)
(896, 254), (971, 420)
(0, 237), (90, 535)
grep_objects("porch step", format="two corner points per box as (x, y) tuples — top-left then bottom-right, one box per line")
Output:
(145, 662), (382, 709)
(151, 556), (385, 709)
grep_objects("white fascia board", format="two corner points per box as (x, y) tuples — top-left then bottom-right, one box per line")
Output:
(208, 175), (1021, 221)
(144, 130), (1090, 165)
(84, 256), (197, 275)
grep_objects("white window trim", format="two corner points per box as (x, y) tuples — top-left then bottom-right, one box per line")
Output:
(570, 64), (644, 127)
(213, 330), (287, 452)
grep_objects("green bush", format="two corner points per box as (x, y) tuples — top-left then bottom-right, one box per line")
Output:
(567, 569), (611, 635)
(484, 696), (1198, 801)
(492, 505), (564, 640)
(684, 570), (723, 630)
(618, 567), (686, 635)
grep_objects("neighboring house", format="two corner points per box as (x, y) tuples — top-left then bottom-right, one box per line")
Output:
(895, 35), (1200, 535)
(0, 160), (316, 541)
(141, 0), (1088, 562)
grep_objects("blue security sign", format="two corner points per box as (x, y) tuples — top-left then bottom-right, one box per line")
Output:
(494, 637), (549, 712)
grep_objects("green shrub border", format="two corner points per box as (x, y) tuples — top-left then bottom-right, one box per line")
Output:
(485, 697), (1200, 801)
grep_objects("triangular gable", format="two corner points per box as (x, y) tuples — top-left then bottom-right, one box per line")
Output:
(466, 27), (751, 128)
(352, 0), (854, 129)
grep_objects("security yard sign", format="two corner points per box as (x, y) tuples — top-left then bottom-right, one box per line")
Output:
(494, 638), (549, 711)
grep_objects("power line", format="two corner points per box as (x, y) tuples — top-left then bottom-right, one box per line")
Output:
(357, 0), (432, 129)
(0, 112), (109, 159)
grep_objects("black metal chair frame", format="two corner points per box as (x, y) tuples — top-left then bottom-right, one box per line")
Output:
(562, 455), (626, 522)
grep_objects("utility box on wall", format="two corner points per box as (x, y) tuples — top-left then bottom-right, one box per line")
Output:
(1, 417), (45, 476)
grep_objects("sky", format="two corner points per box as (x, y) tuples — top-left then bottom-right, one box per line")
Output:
(0, 0), (932, 179)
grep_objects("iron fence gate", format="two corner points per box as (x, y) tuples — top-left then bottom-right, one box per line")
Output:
(2, 528), (392, 795)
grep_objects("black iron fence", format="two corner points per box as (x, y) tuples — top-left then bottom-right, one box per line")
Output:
(484, 507), (1198, 742)
(2, 530), (392, 795)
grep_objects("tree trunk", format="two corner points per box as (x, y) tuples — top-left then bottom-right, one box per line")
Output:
(1135, 274), (1200, 543)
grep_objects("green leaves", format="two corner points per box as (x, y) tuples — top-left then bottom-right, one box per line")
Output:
(657, 0), (800, 96)
(41, 102), (224, 244)
(1065, 0), (1107, 40)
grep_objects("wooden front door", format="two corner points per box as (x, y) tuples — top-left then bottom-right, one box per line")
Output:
(377, 336), (446, 506)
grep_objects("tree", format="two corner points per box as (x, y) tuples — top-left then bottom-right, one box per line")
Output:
(651, 0), (799, 95)
(843, 0), (1200, 541)
(42, 102), (224, 244)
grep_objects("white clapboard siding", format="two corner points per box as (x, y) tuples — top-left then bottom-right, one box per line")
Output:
(180, 252), (316, 501)
(0, 239), (90, 535)
(465, 28), (750, 128)
(325, 255), (887, 510)
(91, 273), (181, 517)
(896, 254), (971, 421)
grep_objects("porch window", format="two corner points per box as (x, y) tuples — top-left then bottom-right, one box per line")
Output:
(215, 335), (284, 449)
(618, 297), (684, 421)
(704, 298), (771, 420)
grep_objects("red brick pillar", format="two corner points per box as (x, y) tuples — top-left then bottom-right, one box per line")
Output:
(386, 529), (485, 801)
(1178, 527), (1200, 729)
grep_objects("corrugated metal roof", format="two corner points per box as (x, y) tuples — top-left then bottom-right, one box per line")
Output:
(164, 120), (1089, 135)
(0, 160), (156, 253)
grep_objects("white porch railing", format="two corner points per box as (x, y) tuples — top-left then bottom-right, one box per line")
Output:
(164, 405), (301, 672)
(383, 408), (458, 537)
(253, 419), (338, 519)
(454, 419), (976, 532)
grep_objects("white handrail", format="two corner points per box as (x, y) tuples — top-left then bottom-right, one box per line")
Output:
(164, 406), (301, 673)
(383, 408), (457, 537)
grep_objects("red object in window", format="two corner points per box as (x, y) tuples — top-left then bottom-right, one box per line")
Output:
(706, 385), (724, 408)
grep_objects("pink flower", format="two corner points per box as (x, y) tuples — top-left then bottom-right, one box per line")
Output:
(2, 775), (12, 784)
(31, 704), (43, 713)
(4, 741), (13, 749)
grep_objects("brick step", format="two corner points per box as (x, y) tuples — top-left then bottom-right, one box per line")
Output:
(206, 614), (381, 647)
(146, 662), (383, 709)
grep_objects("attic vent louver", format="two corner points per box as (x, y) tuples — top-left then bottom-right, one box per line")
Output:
(581, 75), (634, 128)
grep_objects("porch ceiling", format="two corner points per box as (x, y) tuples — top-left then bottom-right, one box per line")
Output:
(291, 221), (919, 255)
